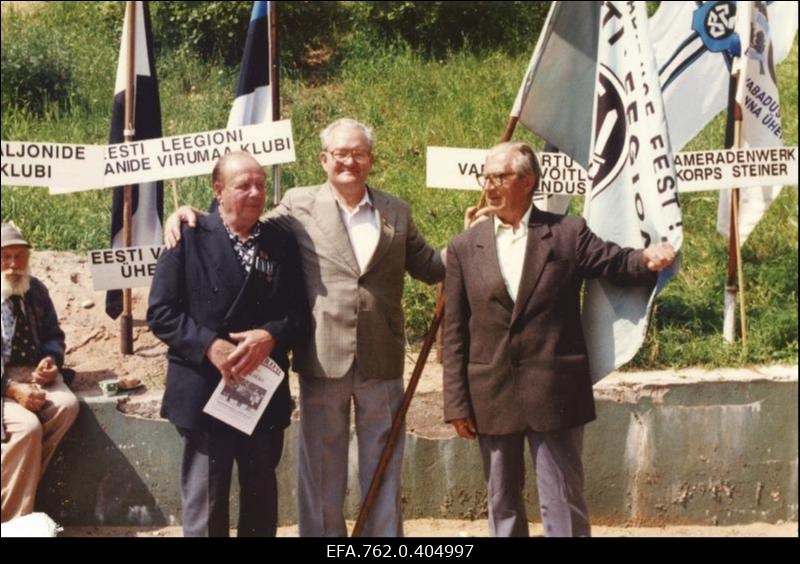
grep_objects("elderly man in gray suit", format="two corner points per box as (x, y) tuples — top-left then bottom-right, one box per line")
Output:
(166, 119), (445, 537)
(443, 142), (676, 537)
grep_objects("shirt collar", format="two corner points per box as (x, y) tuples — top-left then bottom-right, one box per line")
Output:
(494, 203), (533, 235)
(223, 219), (262, 244)
(330, 184), (373, 215)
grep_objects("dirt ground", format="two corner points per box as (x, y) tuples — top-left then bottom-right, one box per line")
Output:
(60, 519), (798, 538)
(26, 251), (455, 436)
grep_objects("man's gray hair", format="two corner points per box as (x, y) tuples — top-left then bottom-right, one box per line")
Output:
(320, 118), (376, 150)
(487, 141), (542, 192)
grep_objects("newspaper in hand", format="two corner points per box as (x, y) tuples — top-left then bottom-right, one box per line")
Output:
(202, 356), (285, 435)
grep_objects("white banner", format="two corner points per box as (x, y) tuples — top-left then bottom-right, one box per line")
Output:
(427, 147), (588, 195)
(1, 142), (105, 190)
(88, 245), (165, 291)
(678, 147), (797, 192)
(717, 1), (787, 246)
(427, 146), (797, 194)
(55, 120), (295, 194)
(651, 1), (797, 153)
(1, 120), (296, 193)
(426, 146), (489, 191)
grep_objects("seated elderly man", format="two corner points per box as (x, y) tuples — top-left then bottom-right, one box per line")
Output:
(1, 223), (79, 523)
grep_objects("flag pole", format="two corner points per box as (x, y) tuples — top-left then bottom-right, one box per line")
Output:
(120, 0), (137, 355)
(351, 296), (444, 537)
(723, 2), (751, 350)
(351, 114), (519, 537)
(732, 106), (748, 350)
(171, 179), (180, 212)
(723, 72), (738, 344)
(733, 1), (750, 351)
(270, 1), (281, 206)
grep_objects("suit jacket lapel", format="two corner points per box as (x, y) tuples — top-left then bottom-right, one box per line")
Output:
(200, 211), (246, 294)
(225, 264), (257, 323)
(474, 220), (514, 313)
(310, 184), (360, 275)
(510, 207), (553, 326)
(363, 187), (395, 275)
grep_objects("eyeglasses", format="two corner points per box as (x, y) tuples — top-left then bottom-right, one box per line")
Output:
(326, 149), (372, 163)
(475, 171), (516, 189)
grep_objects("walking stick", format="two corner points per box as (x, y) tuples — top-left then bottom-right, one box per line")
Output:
(350, 297), (445, 537)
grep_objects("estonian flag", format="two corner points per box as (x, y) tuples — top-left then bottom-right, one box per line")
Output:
(106, 1), (164, 319)
(209, 1), (272, 214)
(228, 1), (272, 128)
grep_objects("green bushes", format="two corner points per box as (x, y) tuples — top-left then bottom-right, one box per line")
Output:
(152, 1), (251, 63)
(147, 1), (548, 73)
(1, 24), (74, 114)
(1, 2), (119, 119)
(350, 1), (550, 57)
(144, 2), (349, 76)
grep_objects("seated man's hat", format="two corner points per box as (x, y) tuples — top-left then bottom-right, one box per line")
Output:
(1, 223), (31, 249)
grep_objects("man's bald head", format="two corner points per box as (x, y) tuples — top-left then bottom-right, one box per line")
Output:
(212, 151), (264, 188)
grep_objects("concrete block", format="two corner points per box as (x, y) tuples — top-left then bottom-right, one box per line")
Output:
(36, 366), (797, 527)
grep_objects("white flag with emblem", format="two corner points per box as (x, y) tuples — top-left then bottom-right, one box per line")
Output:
(717, 1), (786, 343)
(717, 1), (785, 245)
(651, 0), (797, 152)
(582, 1), (684, 382)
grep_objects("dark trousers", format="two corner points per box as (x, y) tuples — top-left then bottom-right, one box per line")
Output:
(178, 420), (284, 537)
(478, 425), (590, 537)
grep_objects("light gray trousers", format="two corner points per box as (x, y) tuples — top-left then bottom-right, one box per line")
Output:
(298, 368), (404, 537)
(478, 425), (591, 537)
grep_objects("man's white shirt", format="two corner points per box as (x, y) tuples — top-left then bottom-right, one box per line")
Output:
(332, 186), (379, 273)
(494, 204), (533, 303)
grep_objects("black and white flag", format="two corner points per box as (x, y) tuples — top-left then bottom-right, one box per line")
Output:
(106, 1), (163, 319)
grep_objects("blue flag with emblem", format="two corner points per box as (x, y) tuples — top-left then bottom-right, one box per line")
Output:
(650, 0), (797, 151)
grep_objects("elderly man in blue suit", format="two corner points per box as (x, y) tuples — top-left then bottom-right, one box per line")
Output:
(148, 151), (309, 537)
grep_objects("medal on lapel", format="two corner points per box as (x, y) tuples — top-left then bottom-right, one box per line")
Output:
(255, 249), (273, 283)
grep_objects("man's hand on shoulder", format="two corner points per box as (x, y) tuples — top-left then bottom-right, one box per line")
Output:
(464, 206), (493, 231)
(642, 242), (677, 272)
(164, 205), (204, 249)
